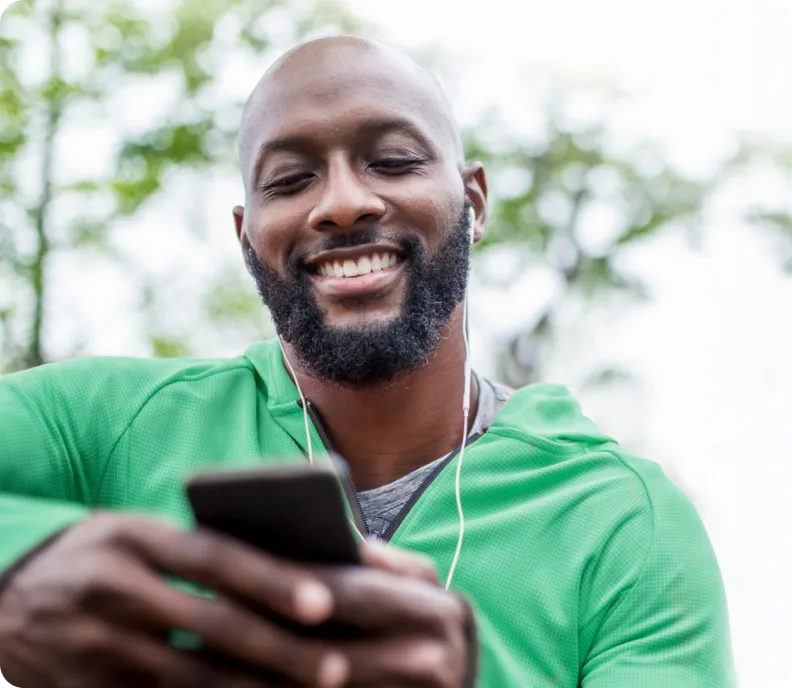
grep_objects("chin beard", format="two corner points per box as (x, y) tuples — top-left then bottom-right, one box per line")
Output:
(245, 205), (472, 387)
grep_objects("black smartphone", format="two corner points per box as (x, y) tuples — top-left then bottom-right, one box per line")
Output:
(185, 462), (362, 566)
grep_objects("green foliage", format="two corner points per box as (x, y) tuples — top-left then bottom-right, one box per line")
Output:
(1, 0), (784, 384)
(0, 0), (364, 371)
(727, 139), (792, 273)
(464, 98), (715, 386)
(150, 336), (192, 359)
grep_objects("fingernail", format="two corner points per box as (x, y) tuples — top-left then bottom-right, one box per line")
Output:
(294, 581), (333, 623)
(318, 652), (349, 688)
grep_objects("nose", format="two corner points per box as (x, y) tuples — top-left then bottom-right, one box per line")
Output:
(308, 156), (386, 231)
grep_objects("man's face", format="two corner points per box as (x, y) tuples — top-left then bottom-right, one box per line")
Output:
(236, 42), (485, 385)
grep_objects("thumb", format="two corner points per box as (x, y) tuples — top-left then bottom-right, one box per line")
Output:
(360, 541), (440, 585)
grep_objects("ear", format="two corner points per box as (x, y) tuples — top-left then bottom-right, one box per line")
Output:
(462, 162), (488, 245)
(233, 205), (249, 251)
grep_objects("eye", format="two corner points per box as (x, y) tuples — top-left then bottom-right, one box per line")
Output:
(259, 172), (314, 198)
(369, 156), (425, 174)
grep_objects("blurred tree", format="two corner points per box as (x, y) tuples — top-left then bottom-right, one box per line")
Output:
(728, 139), (792, 273)
(0, 3), (777, 384)
(0, 0), (364, 372)
(464, 88), (721, 387)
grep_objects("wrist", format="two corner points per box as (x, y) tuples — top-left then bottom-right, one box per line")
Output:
(0, 528), (72, 603)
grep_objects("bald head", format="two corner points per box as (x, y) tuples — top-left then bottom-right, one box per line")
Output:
(237, 36), (465, 188)
(231, 35), (489, 381)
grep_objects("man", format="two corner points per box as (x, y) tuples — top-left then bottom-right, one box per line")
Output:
(0, 36), (735, 687)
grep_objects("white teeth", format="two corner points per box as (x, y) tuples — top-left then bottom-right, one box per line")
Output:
(317, 253), (401, 277)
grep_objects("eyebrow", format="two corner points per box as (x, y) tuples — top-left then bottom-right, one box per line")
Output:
(250, 117), (436, 184)
(250, 135), (313, 186)
(356, 117), (435, 151)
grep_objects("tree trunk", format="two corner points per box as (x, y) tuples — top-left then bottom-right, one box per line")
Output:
(24, 0), (63, 369)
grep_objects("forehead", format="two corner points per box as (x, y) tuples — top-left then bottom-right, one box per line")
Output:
(241, 46), (458, 175)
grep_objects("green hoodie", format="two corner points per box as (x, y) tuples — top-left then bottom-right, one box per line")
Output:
(0, 340), (735, 686)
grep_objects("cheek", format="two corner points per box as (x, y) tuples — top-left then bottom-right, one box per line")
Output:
(245, 205), (304, 267)
(392, 177), (461, 244)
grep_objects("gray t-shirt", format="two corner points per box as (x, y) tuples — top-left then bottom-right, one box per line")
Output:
(356, 374), (512, 540)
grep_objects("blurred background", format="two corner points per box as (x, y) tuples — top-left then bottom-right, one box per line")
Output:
(1, 0), (791, 684)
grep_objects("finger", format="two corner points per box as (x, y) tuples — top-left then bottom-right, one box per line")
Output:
(123, 522), (334, 626)
(112, 630), (284, 688)
(341, 637), (463, 688)
(99, 563), (349, 688)
(317, 567), (465, 634)
(180, 595), (349, 688)
(62, 619), (271, 688)
(361, 542), (440, 584)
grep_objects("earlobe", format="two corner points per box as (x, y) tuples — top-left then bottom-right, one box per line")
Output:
(463, 162), (488, 245)
(232, 206), (247, 248)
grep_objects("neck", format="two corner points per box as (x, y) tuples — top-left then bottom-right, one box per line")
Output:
(283, 304), (477, 491)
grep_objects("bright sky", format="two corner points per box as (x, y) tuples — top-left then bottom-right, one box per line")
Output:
(344, 1), (792, 686)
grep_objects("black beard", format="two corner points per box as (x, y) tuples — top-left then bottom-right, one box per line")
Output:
(245, 205), (472, 387)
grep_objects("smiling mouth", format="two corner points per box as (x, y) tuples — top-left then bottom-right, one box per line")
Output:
(309, 250), (405, 278)
(306, 247), (408, 300)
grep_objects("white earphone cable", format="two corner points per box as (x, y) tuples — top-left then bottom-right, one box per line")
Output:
(280, 342), (314, 466)
(283, 204), (476, 586)
(444, 206), (476, 591)
(281, 340), (366, 541)
(444, 290), (471, 591)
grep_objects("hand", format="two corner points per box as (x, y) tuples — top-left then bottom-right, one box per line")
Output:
(0, 513), (351, 688)
(308, 542), (474, 687)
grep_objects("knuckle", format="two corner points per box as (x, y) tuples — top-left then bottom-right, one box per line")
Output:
(193, 600), (324, 684)
(74, 564), (119, 606)
(423, 592), (465, 640)
(278, 636), (327, 681)
(443, 593), (468, 632)
(179, 530), (223, 572)
(410, 642), (454, 687)
(69, 623), (111, 658)
(421, 600), (451, 635)
(245, 623), (319, 680)
(89, 513), (136, 547)
(412, 553), (440, 582)
(191, 598), (238, 636)
(85, 513), (177, 559)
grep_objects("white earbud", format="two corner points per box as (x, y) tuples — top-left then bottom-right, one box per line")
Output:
(467, 207), (476, 245)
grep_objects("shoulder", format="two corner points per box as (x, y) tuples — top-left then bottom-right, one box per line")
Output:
(489, 382), (710, 585)
(2, 353), (255, 393)
(597, 446), (706, 546)
(491, 382), (694, 516)
(0, 353), (260, 421)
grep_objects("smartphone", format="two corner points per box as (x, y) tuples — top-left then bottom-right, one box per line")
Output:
(185, 462), (362, 566)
